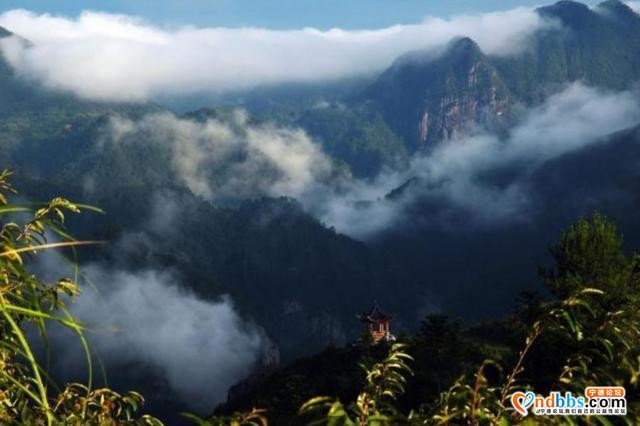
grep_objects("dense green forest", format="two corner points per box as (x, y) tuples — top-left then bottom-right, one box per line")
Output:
(1, 1), (640, 424)
(1, 169), (638, 424)
(1, 2), (640, 367)
(209, 213), (640, 425)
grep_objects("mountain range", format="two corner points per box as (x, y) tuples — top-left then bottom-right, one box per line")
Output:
(1, 0), (640, 421)
(286, 0), (640, 176)
(0, 0), (639, 345)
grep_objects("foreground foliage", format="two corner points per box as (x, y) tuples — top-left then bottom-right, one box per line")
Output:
(298, 343), (413, 425)
(1, 167), (638, 425)
(0, 170), (161, 425)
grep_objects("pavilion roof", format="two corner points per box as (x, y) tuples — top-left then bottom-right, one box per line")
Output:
(358, 301), (394, 323)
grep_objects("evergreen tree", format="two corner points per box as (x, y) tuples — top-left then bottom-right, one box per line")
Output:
(540, 212), (640, 311)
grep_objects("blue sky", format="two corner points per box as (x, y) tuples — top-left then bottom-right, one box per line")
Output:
(0, 0), (579, 29)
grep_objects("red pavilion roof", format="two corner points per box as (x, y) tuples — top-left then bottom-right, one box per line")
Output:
(358, 301), (394, 323)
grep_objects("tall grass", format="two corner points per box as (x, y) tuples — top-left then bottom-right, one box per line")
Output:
(0, 170), (162, 425)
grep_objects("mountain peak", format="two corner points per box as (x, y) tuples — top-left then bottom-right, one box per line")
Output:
(551, 0), (590, 10)
(0, 26), (12, 38)
(598, 0), (634, 12)
(596, 0), (640, 21)
(362, 34), (510, 148)
(598, 0), (626, 8)
(450, 36), (478, 49)
(387, 36), (483, 71)
(537, 1), (595, 25)
(448, 37), (482, 57)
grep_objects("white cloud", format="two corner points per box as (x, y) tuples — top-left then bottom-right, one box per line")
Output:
(68, 266), (263, 410)
(30, 245), (264, 411)
(316, 83), (640, 237)
(104, 111), (334, 200)
(627, 1), (640, 13)
(0, 8), (549, 101)
(97, 84), (640, 239)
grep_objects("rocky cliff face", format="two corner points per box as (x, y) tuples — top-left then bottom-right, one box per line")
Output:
(362, 37), (512, 150)
(360, 1), (640, 152)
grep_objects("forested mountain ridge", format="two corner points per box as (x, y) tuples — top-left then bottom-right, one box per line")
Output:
(0, 0), (638, 339)
(493, 0), (640, 102)
(2, 1), (639, 179)
(211, 212), (640, 425)
(0, 27), (161, 168)
(1, 1), (640, 422)
(0, 0), (639, 357)
(354, 0), (640, 152)
(0, 43), (418, 363)
(282, 0), (640, 172)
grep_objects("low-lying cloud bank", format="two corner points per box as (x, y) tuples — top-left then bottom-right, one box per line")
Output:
(94, 83), (640, 239)
(315, 83), (640, 237)
(31, 195), (266, 412)
(103, 110), (334, 200)
(51, 264), (263, 411)
(0, 7), (550, 101)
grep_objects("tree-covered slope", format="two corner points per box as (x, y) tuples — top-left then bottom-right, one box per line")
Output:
(492, 0), (640, 103)
(295, 105), (408, 178)
(0, 99), (417, 362)
(18, 174), (419, 359)
(0, 29), (418, 361)
(1, 0), (640, 370)
(212, 212), (640, 425)
(373, 122), (640, 321)
(0, 28), (160, 166)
